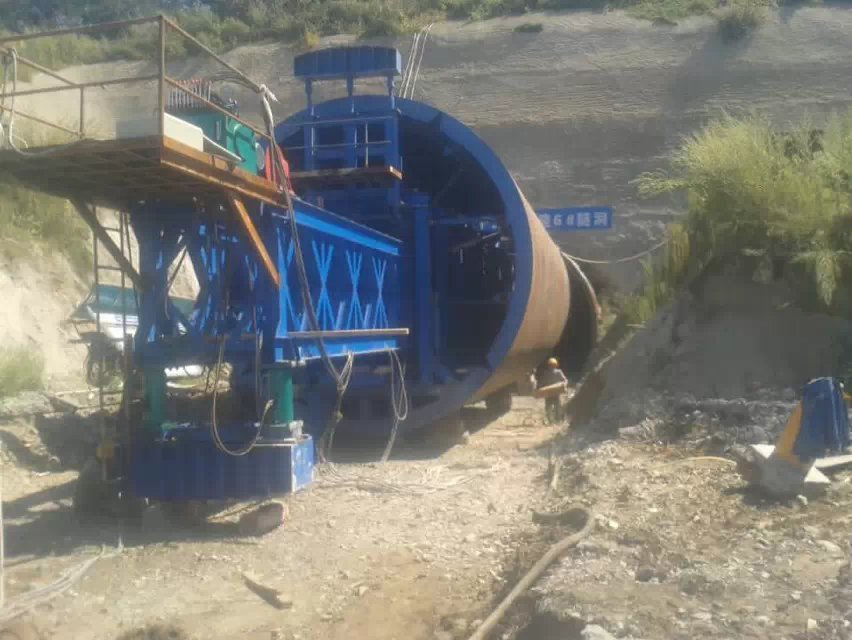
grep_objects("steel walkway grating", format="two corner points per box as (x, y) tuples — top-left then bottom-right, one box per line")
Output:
(0, 135), (283, 211)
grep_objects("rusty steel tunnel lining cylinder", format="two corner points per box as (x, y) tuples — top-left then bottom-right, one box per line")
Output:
(277, 96), (597, 433)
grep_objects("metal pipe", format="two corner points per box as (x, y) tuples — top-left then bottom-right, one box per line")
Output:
(79, 88), (85, 136)
(0, 16), (158, 44)
(289, 114), (394, 127)
(282, 140), (391, 151)
(158, 16), (166, 138)
(287, 329), (410, 339)
(3, 74), (160, 98)
(161, 17), (263, 93)
(0, 105), (81, 136)
(0, 46), (74, 85)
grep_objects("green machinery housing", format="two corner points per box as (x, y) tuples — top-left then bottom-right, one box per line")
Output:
(167, 79), (258, 173)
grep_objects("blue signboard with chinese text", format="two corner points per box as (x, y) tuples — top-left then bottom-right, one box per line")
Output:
(537, 206), (613, 231)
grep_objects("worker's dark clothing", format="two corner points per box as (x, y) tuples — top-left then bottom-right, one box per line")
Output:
(538, 367), (568, 424)
(537, 367), (568, 388)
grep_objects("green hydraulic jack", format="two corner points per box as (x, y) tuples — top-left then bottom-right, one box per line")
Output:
(143, 368), (168, 431)
(267, 364), (303, 439)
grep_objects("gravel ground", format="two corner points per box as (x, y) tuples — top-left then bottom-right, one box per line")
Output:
(0, 398), (562, 640)
(528, 428), (852, 640)
(1, 383), (850, 640)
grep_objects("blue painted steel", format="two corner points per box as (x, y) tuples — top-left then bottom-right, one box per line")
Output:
(412, 193), (433, 383)
(433, 217), (500, 232)
(285, 203), (401, 255)
(130, 197), (403, 370)
(129, 431), (314, 500)
(294, 46), (401, 81)
(270, 199), (403, 362)
(277, 95), (537, 433)
(793, 377), (851, 461)
(118, 42), (584, 507)
(292, 46), (400, 179)
(126, 177), (404, 497)
(537, 206), (613, 231)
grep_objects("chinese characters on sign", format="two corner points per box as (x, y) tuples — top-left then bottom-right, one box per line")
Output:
(537, 207), (613, 231)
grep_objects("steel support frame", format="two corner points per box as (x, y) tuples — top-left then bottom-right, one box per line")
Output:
(129, 196), (406, 372)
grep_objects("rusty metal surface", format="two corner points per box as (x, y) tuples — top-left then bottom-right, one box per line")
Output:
(471, 187), (572, 402)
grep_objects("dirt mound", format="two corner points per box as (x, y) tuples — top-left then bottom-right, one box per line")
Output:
(586, 275), (852, 434)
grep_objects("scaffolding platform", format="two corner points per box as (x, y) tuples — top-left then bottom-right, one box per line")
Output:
(0, 135), (283, 211)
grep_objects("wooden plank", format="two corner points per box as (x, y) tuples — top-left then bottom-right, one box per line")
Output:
(227, 193), (280, 288)
(533, 382), (566, 399)
(160, 136), (282, 206)
(71, 200), (143, 289)
(814, 454), (852, 471)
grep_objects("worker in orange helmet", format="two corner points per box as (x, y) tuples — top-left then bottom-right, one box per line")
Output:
(537, 357), (568, 424)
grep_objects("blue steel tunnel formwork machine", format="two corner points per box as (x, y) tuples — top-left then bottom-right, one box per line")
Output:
(278, 47), (599, 436)
(0, 23), (597, 508)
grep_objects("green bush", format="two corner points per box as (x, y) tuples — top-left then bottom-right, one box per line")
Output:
(0, 129), (92, 276)
(0, 346), (44, 397)
(6, 33), (107, 80)
(619, 224), (691, 324)
(717, 1), (768, 42)
(637, 111), (852, 312)
(514, 22), (544, 32)
(0, 180), (92, 276)
(628, 0), (716, 23)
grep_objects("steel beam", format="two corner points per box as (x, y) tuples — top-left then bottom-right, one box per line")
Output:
(71, 200), (143, 289)
(227, 192), (281, 288)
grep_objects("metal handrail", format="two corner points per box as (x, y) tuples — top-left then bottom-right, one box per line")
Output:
(0, 15), (273, 145)
(283, 140), (392, 151)
(0, 16), (160, 44)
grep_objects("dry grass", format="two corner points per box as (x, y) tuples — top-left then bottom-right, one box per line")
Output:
(0, 346), (44, 397)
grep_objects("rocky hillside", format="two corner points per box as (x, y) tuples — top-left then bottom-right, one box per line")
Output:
(17, 5), (852, 292)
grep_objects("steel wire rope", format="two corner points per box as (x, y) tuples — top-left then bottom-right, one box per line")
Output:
(558, 236), (669, 265)
(0, 48), (84, 156)
(209, 333), (273, 457)
(380, 348), (409, 462)
(257, 84), (356, 462)
(161, 73), (356, 455)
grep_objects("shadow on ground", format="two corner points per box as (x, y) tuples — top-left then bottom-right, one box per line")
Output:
(3, 497), (254, 559)
(3, 393), (560, 560)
